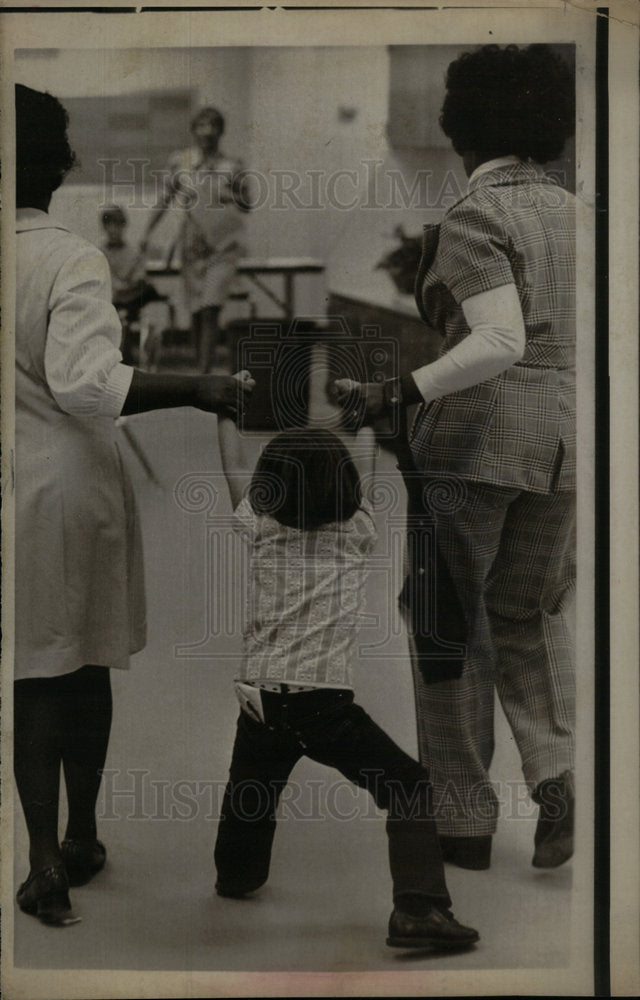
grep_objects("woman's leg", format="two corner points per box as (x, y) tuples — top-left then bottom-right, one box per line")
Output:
(487, 489), (576, 866)
(412, 482), (514, 839)
(194, 305), (220, 373)
(60, 665), (113, 843)
(14, 666), (112, 869)
(14, 677), (66, 872)
(487, 489), (576, 788)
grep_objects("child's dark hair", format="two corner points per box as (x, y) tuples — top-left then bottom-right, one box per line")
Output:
(440, 44), (575, 164)
(249, 428), (363, 530)
(15, 84), (77, 208)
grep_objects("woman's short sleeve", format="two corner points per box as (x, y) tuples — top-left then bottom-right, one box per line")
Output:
(434, 196), (515, 304)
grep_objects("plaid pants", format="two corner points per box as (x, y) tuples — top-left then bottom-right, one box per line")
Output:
(411, 481), (576, 837)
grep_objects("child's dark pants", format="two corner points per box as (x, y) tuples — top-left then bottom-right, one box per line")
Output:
(214, 687), (451, 911)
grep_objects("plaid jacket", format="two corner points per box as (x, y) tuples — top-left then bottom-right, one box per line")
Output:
(412, 161), (576, 493)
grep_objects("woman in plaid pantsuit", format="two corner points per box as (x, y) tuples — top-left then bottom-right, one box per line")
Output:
(336, 45), (576, 871)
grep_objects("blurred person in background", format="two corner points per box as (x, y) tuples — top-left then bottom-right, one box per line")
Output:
(100, 204), (165, 367)
(140, 106), (253, 373)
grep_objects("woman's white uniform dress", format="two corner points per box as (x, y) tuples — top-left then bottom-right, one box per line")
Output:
(15, 208), (146, 681)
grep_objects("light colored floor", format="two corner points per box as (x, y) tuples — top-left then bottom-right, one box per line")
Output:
(13, 404), (574, 974)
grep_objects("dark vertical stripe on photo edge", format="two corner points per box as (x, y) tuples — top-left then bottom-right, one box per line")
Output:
(595, 7), (610, 997)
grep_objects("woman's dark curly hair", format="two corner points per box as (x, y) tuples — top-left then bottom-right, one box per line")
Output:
(439, 44), (575, 164)
(16, 84), (76, 208)
(249, 427), (363, 530)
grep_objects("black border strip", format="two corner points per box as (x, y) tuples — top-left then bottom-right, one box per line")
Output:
(0, 6), (136, 12)
(0, 5), (263, 11)
(594, 7), (610, 997)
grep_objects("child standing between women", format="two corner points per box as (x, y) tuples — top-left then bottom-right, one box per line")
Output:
(213, 391), (479, 952)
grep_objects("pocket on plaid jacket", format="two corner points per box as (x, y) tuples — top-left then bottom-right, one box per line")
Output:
(416, 380), (498, 461)
(411, 369), (573, 493)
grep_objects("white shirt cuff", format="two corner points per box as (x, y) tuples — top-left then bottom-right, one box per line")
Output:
(97, 362), (134, 417)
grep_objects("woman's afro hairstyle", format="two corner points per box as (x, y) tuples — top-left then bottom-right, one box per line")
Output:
(15, 84), (77, 207)
(439, 44), (575, 164)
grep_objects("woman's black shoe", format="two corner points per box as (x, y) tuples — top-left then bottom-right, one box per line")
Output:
(61, 838), (107, 886)
(387, 906), (479, 951)
(439, 834), (492, 870)
(17, 865), (81, 926)
(532, 770), (574, 868)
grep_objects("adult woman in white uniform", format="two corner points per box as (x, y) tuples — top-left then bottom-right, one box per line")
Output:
(13, 84), (253, 926)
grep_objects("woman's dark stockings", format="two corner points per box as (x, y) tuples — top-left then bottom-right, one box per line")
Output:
(14, 665), (112, 873)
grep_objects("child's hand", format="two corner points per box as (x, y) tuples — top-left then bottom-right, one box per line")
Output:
(232, 369), (256, 391)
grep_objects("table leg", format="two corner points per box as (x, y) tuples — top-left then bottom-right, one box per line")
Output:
(284, 272), (295, 322)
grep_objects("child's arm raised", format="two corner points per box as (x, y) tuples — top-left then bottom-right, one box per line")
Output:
(217, 371), (255, 509)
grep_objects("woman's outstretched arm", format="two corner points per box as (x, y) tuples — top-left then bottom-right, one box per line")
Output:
(120, 369), (252, 418)
(139, 157), (179, 252)
(407, 283), (525, 401)
(333, 283), (525, 417)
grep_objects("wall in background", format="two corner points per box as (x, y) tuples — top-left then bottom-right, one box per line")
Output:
(16, 45), (387, 317)
(240, 46), (390, 315)
(14, 44), (576, 325)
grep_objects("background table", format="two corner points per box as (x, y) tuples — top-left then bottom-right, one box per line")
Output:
(146, 256), (325, 322)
